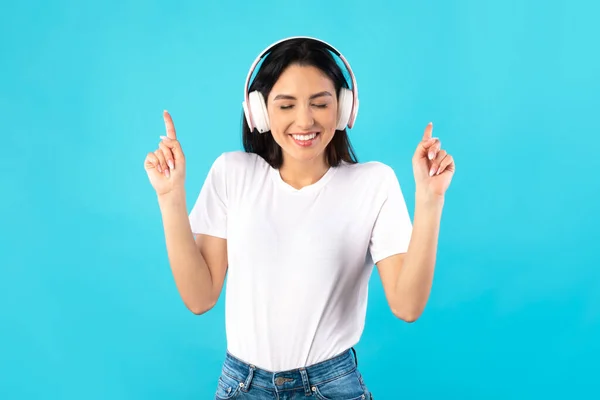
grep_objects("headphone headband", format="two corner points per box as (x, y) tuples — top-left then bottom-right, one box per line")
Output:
(243, 36), (359, 132)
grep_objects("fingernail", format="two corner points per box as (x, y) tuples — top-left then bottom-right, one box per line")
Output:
(168, 160), (174, 169)
(160, 135), (167, 140)
(165, 168), (170, 178)
(428, 152), (434, 160)
(157, 164), (162, 173)
(429, 166), (436, 176)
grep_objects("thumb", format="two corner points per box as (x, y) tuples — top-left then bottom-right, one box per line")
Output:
(159, 136), (185, 161)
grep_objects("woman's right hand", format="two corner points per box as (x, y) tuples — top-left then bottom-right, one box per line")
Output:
(144, 110), (186, 197)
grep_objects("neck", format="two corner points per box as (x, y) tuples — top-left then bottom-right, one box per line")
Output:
(278, 155), (330, 190)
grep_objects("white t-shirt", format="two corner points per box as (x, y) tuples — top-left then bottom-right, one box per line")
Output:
(188, 151), (413, 372)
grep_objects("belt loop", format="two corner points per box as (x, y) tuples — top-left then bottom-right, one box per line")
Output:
(299, 368), (312, 396)
(241, 364), (255, 393)
(351, 347), (358, 367)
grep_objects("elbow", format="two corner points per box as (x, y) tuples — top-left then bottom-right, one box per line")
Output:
(391, 306), (422, 323)
(188, 305), (211, 315)
(398, 313), (420, 323)
(185, 298), (217, 315)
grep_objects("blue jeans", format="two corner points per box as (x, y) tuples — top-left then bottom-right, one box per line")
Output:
(214, 348), (373, 399)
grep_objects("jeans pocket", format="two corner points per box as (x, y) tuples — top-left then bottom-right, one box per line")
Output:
(215, 371), (243, 400)
(312, 370), (368, 400)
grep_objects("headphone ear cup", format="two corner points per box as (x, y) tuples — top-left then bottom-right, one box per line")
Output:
(336, 88), (353, 131)
(242, 99), (252, 130)
(248, 90), (270, 133)
(349, 98), (358, 128)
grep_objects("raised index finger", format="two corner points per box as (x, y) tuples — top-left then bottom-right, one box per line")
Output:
(422, 122), (433, 141)
(163, 110), (177, 139)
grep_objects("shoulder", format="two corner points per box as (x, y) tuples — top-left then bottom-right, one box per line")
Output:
(335, 161), (407, 201)
(345, 160), (395, 173)
(210, 151), (268, 174)
(337, 160), (398, 183)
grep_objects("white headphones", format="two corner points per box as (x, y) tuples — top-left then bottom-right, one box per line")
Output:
(242, 36), (359, 134)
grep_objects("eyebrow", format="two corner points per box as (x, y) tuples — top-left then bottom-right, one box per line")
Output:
(273, 91), (333, 101)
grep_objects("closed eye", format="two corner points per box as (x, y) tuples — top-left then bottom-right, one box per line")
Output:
(280, 104), (328, 110)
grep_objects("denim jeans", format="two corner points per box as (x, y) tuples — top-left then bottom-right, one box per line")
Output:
(214, 348), (373, 399)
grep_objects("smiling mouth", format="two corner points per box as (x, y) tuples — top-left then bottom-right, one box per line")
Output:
(289, 132), (319, 140)
(289, 132), (320, 147)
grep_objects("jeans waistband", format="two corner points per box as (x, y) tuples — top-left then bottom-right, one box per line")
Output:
(221, 348), (358, 395)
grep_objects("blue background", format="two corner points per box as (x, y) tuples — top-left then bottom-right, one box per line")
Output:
(1, 0), (599, 398)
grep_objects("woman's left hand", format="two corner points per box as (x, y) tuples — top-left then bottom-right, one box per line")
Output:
(412, 122), (455, 198)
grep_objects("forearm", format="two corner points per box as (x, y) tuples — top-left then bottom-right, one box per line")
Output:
(394, 190), (444, 320)
(158, 189), (215, 313)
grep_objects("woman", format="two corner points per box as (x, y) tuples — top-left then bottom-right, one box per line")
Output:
(144, 37), (455, 399)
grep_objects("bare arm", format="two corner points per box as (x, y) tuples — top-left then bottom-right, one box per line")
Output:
(158, 188), (228, 315)
(376, 122), (455, 323)
(377, 193), (443, 322)
(144, 111), (228, 315)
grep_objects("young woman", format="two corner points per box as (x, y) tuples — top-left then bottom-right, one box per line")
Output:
(144, 36), (455, 399)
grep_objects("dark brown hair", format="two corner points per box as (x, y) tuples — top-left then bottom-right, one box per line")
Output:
(241, 38), (358, 168)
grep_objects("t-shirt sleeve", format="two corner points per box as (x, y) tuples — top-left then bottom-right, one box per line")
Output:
(369, 166), (413, 264)
(188, 153), (228, 238)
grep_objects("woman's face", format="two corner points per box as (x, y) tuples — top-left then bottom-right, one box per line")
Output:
(266, 64), (338, 165)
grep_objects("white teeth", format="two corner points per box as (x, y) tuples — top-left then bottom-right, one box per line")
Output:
(292, 133), (317, 141)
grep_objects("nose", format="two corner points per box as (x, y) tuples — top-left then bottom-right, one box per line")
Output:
(295, 105), (314, 129)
